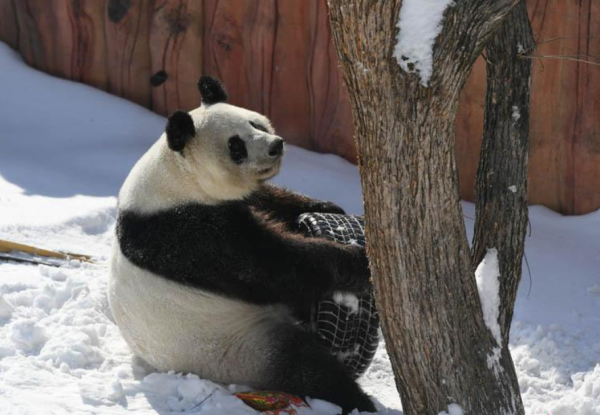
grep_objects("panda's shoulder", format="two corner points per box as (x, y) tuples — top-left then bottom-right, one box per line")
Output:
(117, 200), (251, 238)
(115, 201), (250, 274)
(114, 200), (287, 300)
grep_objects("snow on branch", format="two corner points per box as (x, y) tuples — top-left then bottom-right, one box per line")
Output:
(393, 0), (454, 86)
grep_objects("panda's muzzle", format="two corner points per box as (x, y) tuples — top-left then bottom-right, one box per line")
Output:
(268, 138), (284, 158)
(258, 166), (275, 175)
(257, 157), (282, 177)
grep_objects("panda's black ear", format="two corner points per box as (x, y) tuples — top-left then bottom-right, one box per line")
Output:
(197, 76), (228, 105)
(166, 111), (195, 152)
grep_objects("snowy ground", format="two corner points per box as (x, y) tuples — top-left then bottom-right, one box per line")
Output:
(0, 41), (599, 414)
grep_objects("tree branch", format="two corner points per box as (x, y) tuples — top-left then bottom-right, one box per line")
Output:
(472, 0), (534, 345)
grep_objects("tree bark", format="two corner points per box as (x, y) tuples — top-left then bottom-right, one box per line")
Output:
(327, 0), (529, 414)
(472, 1), (534, 343)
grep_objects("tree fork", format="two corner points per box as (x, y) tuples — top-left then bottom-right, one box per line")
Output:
(327, 0), (527, 413)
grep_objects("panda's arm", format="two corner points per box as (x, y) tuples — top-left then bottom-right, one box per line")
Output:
(117, 204), (370, 305)
(246, 184), (345, 228)
(237, 211), (371, 301)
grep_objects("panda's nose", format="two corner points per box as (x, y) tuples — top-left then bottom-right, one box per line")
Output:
(268, 139), (284, 157)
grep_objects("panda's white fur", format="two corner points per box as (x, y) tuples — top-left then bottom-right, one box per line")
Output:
(117, 103), (278, 214)
(110, 103), (286, 385)
(110, 242), (292, 385)
(109, 76), (375, 414)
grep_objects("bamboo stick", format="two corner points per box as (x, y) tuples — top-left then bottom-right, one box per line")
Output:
(0, 238), (93, 263)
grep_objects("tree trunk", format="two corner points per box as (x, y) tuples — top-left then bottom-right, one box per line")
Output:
(327, 0), (530, 414)
(472, 1), (534, 343)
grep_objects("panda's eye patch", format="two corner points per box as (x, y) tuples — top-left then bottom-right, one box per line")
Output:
(249, 121), (268, 133)
(228, 135), (248, 165)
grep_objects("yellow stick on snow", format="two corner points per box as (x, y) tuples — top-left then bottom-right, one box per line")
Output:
(0, 238), (93, 263)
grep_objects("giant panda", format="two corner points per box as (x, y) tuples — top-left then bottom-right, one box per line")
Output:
(109, 76), (376, 414)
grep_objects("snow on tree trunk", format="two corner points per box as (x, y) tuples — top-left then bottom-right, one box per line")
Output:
(327, 0), (530, 414)
(475, 248), (502, 346)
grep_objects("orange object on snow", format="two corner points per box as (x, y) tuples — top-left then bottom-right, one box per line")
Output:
(235, 391), (308, 414)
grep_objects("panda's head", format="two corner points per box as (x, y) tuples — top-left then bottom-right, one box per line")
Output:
(164, 76), (284, 199)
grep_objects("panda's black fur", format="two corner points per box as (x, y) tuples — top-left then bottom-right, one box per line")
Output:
(110, 76), (376, 414)
(117, 187), (370, 306)
(197, 75), (228, 105)
(165, 110), (195, 152)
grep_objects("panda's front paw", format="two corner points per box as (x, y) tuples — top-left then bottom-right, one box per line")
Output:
(310, 201), (345, 215)
(344, 245), (372, 293)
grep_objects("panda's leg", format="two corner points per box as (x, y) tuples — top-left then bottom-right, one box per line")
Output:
(262, 324), (376, 414)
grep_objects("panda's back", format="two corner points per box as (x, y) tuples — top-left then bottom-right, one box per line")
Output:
(109, 241), (292, 384)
